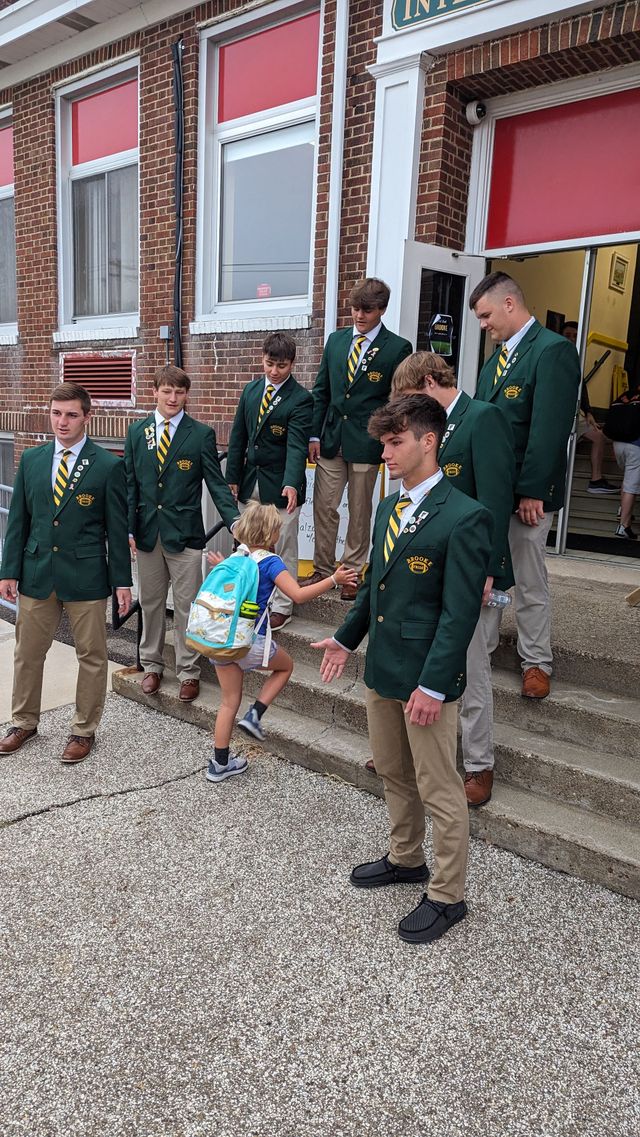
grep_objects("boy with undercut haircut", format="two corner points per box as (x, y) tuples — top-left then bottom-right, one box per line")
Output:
(226, 331), (313, 630)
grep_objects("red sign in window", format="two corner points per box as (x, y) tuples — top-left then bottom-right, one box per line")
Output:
(218, 12), (320, 123)
(72, 78), (138, 166)
(0, 126), (13, 187)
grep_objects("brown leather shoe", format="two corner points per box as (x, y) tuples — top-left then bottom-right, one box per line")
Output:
(340, 583), (359, 601)
(301, 571), (325, 587)
(365, 759), (377, 774)
(141, 672), (162, 695)
(521, 667), (550, 699)
(464, 769), (494, 806)
(0, 726), (37, 754)
(179, 679), (200, 702)
(269, 613), (291, 630)
(61, 735), (94, 764)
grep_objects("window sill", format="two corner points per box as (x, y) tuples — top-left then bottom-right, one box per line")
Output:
(0, 329), (19, 345)
(189, 314), (312, 335)
(53, 325), (139, 344)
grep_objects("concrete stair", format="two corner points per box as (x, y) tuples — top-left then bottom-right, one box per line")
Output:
(112, 567), (640, 900)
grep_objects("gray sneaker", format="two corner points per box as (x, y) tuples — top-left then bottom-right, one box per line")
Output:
(206, 754), (248, 783)
(238, 705), (265, 741)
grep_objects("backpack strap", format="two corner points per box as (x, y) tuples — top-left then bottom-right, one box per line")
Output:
(251, 549), (279, 666)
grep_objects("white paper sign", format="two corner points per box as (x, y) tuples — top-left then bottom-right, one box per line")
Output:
(298, 464), (386, 561)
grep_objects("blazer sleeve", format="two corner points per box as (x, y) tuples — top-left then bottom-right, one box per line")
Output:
(419, 504), (493, 694)
(0, 455), (29, 581)
(517, 339), (580, 501)
(124, 427), (139, 536)
(202, 426), (241, 532)
(310, 342), (332, 439)
(282, 391), (313, 491)
(105, 458), (134, 589)
(470, 408), (516, 577)
(225, 390), (249, 487)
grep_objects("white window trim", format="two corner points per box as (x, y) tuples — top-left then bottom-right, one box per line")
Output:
(195, 1), (322, 326)
(55, 59), (140, 336)
(466, 61), (640, 257)
(0, 107), (17, 340)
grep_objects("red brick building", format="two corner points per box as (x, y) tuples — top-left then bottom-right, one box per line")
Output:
(1, 0), (640, 553)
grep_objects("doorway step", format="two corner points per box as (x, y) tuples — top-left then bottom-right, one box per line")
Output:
(112, 562), (640, 899)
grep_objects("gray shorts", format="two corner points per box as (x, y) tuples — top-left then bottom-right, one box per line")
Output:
(614, 441), (640, 494)
(214, 636), (278, 672)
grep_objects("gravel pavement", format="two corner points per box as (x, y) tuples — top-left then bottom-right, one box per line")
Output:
(1, 695), (639, 1137)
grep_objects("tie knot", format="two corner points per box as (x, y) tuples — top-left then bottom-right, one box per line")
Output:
(63, 449), (71, 457)
(397, 495), (411, 509)
(164, 419), (170, 427)
(266, 384), (275, 394)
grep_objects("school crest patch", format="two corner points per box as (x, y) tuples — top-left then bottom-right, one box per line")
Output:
(442, 462), (462, 477)
(504, 385), (522, 400)
(177, 459), (193, 471)
(76, 493), (95, 507)
(367, 371), (383, 383)
(270, 424), (285, 437)
(406, 555), (432, 575)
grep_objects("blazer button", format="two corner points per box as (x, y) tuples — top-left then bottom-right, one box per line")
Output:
(53, 520), (59, 527)
(377, 615), (384, 622)
(53, 546), (58, 552)
(158, 481), (163, 488)
(345, 393), (350, 399)
(157, 504), (163, 510)
(379, 583), (385, 591)
(343, 415), (348, 421)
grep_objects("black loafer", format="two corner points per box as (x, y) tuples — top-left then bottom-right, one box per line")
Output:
(398, 895), (467, 944)
(350, 854), (429, 889)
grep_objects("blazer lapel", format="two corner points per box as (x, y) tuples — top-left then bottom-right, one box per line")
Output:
(380, 482), (445, 577)
(52, 439), (96, 518)
(349, 326), (389, 392)
(256, 378), (291, 437)
(162, 413), (194, 472)
(489, 323), (540, 402)
(142, 415), (159, 472)
(439, 391), (470, 459)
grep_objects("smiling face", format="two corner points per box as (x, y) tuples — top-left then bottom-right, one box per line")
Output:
(155, 383), (188, 419)
(380, 426), (437, 488)
(50, 399), (91, 447)
(351, 305), (385, 335)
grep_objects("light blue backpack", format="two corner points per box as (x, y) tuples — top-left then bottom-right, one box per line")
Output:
(185, 545), (275, 662)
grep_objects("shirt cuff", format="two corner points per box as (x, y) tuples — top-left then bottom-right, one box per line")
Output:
(310, 437), (320, 443)
(418, 685), (446, 701)
(332, 636), (352, 652)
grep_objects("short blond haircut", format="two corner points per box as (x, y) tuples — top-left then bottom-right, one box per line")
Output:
(233, 502), (281, 549)
(392, 352), (457, 396)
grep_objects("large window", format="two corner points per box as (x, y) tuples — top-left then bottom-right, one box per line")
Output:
(57, 67), (139, 333)
(0, 121), (17, 330)
(195, 8), (320, 328)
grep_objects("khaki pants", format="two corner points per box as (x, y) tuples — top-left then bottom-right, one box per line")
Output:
(312, 455), (378, 576)
(12, 591), (108, 736)
(365, 688), (468, 904)
(136, 540), (203, 681)
(240, 485), (301, 617)
(509, 512), (554, 675)
(460, 604), (503, 773)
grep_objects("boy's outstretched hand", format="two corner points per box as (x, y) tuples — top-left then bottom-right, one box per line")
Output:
(332, 565), (359, 588)
(312, 637), (350, 683)
(206, 550), (225, 568)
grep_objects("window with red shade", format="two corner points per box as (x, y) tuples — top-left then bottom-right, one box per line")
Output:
(56, 64), (139, 331)
(197, 8), (321, 321)
(0, 116), (16, 328)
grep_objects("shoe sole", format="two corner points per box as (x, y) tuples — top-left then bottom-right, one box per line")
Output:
(270, 617), (292, 630)
(350, 869), (430, 889)
(398, 906), (467, 944)
(466, 794), (492, 808)
(587, 488), (619, 495)
(206, 765), (247, 783)
(237, 719), (265, 742)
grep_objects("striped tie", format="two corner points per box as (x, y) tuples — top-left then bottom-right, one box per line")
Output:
(383, 495), (412, 564)
(493, 344), (509, 386)
(157, 420), (171, 468)
(258, 384), (275, 427)
(53, 450), (71, 507)
(347, 335), (366, 384)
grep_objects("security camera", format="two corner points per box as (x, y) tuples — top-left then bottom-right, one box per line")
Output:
(465, 101), (487, 126)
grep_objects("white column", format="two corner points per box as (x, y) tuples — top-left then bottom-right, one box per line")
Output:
(366, 52), (434, 331)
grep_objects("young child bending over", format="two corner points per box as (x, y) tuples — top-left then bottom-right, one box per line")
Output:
(206, 502), (357, 783)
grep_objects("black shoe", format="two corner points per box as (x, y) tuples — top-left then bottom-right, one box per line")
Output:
(350, 854), (429, 889)
(398, 895), (467, 944)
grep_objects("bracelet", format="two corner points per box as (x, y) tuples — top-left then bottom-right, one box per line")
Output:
(330, 574), (337, 587)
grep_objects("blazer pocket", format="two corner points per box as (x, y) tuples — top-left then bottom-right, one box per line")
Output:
(75, 545), (106, 559)
(400, 620), (438, 640)
(25, 536), (38, 554)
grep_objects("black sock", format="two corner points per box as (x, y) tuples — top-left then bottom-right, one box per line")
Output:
(253, 700), (268, 720)
(214, 746), (229, 766)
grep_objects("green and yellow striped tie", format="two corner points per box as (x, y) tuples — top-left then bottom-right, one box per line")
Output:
(383, 495), (412, 564)
(258, 384), (275, 427)
(157, 419), (171, 469)
(53, 450), (71, 507)
(493, 344), (509, 386)
(347, 335), (366, 384)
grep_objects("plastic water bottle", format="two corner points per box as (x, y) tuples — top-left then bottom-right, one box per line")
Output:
(486, 589), (512, 609)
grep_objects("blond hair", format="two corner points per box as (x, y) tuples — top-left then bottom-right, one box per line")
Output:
(233, 502), (281, 549)
(392, 352), (457, 396)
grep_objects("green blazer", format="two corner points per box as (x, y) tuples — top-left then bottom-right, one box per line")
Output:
(439, 391), (515, 589)
(125, 413), (239, 554)
(0, 439), (132, 601)
(225, 375), (313, 509)
(311, 324), (412, 464)
(475, 321), (580, 511)
(335, 477), (493, 702)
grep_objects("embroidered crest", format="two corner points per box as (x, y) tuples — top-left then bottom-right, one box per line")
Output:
(176, 459), (193, 471)
(270, 424), (285, 437)
(367, 371), (383, 384)
(406, 555), (433, 575)
(76, 493), (95, 507)
(443, 462), (462, 477)
(504, 385), (522, 400)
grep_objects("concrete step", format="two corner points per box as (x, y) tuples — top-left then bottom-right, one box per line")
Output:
(111, 668), (640, 901)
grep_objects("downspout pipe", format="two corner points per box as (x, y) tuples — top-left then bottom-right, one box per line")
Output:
(323, 2), (349, 341)
(172, 37), (184, 368)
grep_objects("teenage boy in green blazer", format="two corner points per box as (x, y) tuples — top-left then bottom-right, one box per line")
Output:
(226, 332), (313, 629)
(313, 395), (493, 945)
(125, 365), (239, 702)
(0, 383), (132, 763)
(306, 278), (412, 599)
(471, 272), (581, 700)
(373, 351), (515, 806)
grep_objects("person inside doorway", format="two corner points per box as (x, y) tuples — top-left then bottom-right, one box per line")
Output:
(561, 321), (617, 495)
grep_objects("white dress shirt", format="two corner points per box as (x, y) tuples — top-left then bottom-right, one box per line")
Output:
(155, 407), (184, 439)
(445, 390), (463, 419)
(51, 436), (87, 489)
(504, 315), (535, 359)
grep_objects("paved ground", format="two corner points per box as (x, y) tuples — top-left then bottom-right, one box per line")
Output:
(1, 695), (639, 1137)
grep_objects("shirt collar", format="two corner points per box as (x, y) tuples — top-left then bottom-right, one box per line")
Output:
(263, 375), (290, 394)
(400, 468), (444, 504)
(352, 322), (382, 345)
(54, 436), (87, 459)
(445, 390), (463, 418)
(505, 315), (535, 355)
(155, 408), (184, 429)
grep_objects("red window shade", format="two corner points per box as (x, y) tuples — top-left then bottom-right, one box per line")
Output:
(218, 12), (320, 122)
(486, 88), (640, 249)
(61, 353), (134, 402)
(72, 79), (138, 166)
(0, 125), (13, 186)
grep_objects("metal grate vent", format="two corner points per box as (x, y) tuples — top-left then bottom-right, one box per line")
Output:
(60, 352), (135, 405)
